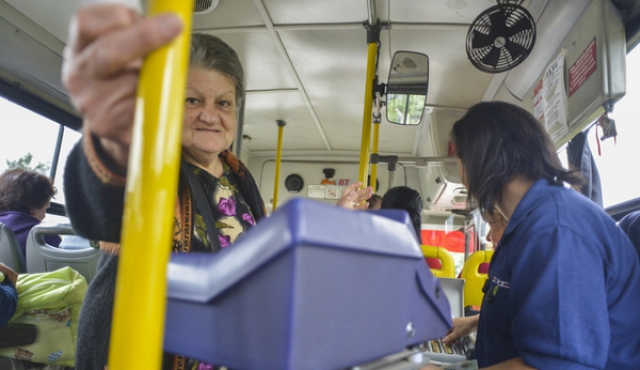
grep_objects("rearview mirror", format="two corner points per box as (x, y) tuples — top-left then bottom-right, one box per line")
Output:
(386, 51), (429, 125)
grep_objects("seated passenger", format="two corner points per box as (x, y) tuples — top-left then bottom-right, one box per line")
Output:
(380, 186), (423, 241)
(0, 263), (17, 328)
(367, 193), (382, 210)
(0, 169), (61, 256)
(380, 186), (442, 270)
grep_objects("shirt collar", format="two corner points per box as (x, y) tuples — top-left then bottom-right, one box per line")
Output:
(502, 178), (559, 237)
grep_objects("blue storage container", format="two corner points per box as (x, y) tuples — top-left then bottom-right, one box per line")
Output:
(164, 198), (451, 369)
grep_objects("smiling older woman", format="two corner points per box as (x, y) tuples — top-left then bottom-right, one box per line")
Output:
(61, 5), (369, 370)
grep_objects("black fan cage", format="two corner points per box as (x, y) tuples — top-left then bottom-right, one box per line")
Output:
(194, 0), (214, 13)
(466, 4), (536, 73)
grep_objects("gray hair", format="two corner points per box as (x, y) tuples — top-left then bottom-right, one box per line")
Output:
(190, 33), (245, 105)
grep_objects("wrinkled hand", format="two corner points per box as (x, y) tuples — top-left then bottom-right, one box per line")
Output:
(62, 4), (183, 167)
(0, 263), (18, 286)
(336, 181), (373, 210)
(442, 315), (479, 343)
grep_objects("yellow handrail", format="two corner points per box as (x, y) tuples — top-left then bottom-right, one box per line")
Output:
(272, 120), (286, 212)
(357, 42), (378, 187)
(108, 2), (192, 369)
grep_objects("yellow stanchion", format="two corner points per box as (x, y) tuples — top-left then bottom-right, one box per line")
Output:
(272, 120), (286, 212)
(108, 2), (192, 369)
(370, 121), (380, 192)
(358, 42), (378, 187)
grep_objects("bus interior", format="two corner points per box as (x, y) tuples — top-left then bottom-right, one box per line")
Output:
(1, 0), (640, 368)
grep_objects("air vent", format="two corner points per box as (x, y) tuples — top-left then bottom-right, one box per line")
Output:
(194, 0), (219, 14)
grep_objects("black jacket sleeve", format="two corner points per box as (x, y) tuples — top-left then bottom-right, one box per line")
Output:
(63, 135), (126, 243)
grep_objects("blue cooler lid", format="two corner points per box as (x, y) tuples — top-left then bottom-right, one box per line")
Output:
(168, 197), (422, 302)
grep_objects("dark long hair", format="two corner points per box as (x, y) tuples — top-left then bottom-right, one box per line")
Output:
(0, 168), (56, 214)
(381, 186), (423, 242)
(451, 101), (583, 218)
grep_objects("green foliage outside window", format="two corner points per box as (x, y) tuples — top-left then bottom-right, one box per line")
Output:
(6, 153), (50, 174)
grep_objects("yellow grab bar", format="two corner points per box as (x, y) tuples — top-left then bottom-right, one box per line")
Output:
(108, 2), (193, 369)
(358, 42), (378, 187)
(272, 120), (286, 212)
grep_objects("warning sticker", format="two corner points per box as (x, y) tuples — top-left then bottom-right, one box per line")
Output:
(568, 38), (597, 97)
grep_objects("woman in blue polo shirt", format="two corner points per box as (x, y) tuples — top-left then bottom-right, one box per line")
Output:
(447, 102), (640, 369)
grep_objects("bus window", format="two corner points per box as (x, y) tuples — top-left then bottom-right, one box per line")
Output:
(0, 96), (82, 222)
(588, 46), (640, 207)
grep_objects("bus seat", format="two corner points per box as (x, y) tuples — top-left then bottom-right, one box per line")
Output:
(460, 249), (494, 307)
(420, 245), (455, 278)
(0, 222), (26, 273)
(26, 224), (100, 284)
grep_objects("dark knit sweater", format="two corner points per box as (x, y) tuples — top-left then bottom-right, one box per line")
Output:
(64, 134), (266, 370)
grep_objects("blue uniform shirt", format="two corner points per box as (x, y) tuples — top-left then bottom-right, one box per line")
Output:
(475, 179), (640, 369)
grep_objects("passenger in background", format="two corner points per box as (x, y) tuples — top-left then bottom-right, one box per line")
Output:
(61, 5), (370, 369)
(0, 168), (61, 256)
(367, 193), (382, 210)
(380, 186), (423, 241)
(618, 210), (640, 256)
(441, 211), (508, 344)
(424, 101), (640, 370)
(380, 186), (446, 271)
(0, 262), (18, 328)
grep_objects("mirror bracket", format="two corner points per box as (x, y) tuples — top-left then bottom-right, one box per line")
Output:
(363, 21), (389, 44)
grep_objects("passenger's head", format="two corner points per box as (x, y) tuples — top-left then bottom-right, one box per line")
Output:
(485, 210), (508, 246)
(367, 193), (383, 210)
(183, 34), (245, 160)
(190, 33), (244, 106)
(0, 168), (56, 221)
(451, 101), (583, 218)
(381, 186), (423, 241)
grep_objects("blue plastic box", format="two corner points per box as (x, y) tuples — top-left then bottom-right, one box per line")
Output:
(164, 198), (451, 369)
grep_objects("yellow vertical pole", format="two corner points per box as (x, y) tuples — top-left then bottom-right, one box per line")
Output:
(272, 120), (286, 212)
(358, 42), (378, 187)
(370, 121), (380, 192)
(108, 1), (192, 369)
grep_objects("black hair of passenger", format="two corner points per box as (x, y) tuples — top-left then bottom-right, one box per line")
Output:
(367, 193), (383, 209)
(0, 168), (56, 215)
(381, 186), (422, 242)
(451, 101), (584, 218)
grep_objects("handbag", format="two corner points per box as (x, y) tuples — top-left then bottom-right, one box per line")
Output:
(0, 267), (87, 366)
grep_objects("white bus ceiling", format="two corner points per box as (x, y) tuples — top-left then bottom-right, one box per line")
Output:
(1, 0), (639, 211)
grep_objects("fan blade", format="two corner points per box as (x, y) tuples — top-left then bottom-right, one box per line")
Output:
(489, 10), (507, 32)
(503, 39), (528, 61)
(481, 47), (502, 68)
(472, 30), (495, 49)
(505, 15), (533, 38)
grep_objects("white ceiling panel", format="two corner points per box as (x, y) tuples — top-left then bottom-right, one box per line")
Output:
(264, 0), (376, 24)
(199, 30), (297, 91)
(388, 0), (522, 24)
(376, 122), (421, 155)
(278, 28), (370, 151)
(242, 91), (327, 151)
(5, 0), (81, 43)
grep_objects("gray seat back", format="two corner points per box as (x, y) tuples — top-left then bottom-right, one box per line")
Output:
(26, 223), (100, 283)
(0, 222), (26, 273)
